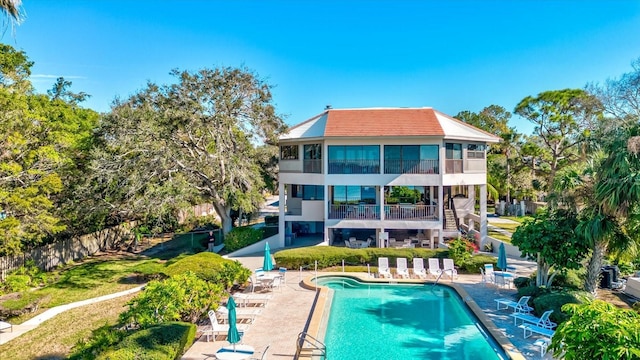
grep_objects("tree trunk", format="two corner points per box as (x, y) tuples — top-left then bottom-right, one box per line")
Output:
(506, 150), (511, 204)
(585, 241), (607, 295)
(212, 202), (233, 235)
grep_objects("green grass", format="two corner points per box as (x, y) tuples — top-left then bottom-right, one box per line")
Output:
(500, 215), (533, 224)
(488, 230), (512, 244)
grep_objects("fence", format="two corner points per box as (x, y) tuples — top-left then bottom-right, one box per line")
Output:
(0, 223), (132, 278)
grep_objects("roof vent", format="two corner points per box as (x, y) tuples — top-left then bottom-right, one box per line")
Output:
(325, 104), (332, 110)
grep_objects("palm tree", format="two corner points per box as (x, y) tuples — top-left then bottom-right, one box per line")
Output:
(1, 0), (23, 28)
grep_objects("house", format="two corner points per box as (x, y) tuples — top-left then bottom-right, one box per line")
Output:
(276, 107), (500, 249)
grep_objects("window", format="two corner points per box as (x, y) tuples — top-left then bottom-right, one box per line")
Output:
(332, 186), (377, 204)
(280, 145), (299, 160)
(467, 144), (486, 159)
(302, 185), (324, 200)
(445, 143), (463, 159)
(384, 145), (439, 174)
(303, 144), (322, 173)
(328, 145), (380, 174)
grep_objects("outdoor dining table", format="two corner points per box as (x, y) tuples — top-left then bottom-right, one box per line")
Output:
(494, 271), (515, 288)
(215, 344), (255, 360)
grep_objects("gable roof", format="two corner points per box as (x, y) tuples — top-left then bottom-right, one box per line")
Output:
(280, 107), (501, 143)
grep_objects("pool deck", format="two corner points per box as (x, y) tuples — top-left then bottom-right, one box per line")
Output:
(181, 254), (553, 360)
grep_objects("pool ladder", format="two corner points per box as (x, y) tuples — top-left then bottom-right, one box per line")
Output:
(295, 331), (326, 360)
(431, 269), (454, 289)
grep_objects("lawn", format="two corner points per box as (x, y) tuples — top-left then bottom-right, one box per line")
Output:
(0, 294), (136, 360)
(488, 230), (512, 244)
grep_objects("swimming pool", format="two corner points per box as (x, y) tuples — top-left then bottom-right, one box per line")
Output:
(315, 276), (508, 360)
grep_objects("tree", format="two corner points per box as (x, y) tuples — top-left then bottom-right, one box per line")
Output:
(515, 89), (602, 193)
(91, 67), (286, 234)
(588, 57), (640, 124)
(47, 77), (90, 105)
(0, 45), (99, 255)
(511, 208), (590, 287)
(0, 0), (23, 32)
(549, 300), (640, 359)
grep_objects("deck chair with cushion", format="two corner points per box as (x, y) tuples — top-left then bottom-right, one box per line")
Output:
(443, 258), (458, 279)
(413, 258), (427, 279)
(495, 295), (534, 313)
(377, 257), (391, 278)
(511, 309), (557, 329)
(396, 258), (410, 279)
(428, 258), (442, 278)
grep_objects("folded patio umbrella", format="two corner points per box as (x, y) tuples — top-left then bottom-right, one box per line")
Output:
(227, 296), (241, 350)
(497, 242), (508, 271)
(263, 242), (274, 271)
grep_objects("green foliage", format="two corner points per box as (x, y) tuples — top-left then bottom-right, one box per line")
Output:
(550, 300), (640, 359)
(93, 322), (196, 360)
(164, 252), (250, 290)
(447, 237), (473, 266)
(3, 274), (31, 292)
(69, 324), (127, 360)
(389, 186), (421, 203)
(533, 291), (585, 324)
(513, 276), (532, 289)
(512, 208), (590, 287)
(119, 272), (223, 328)
(552, 269), (584, 290)
(457, 254), (495, 273)
(178, 215), (221, 233)
(224, 227), (262, 252)
(517, 285), (542, 298)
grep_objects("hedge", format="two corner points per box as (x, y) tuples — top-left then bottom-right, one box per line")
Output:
(224, 227), (263, 252)
(532, 291), (590, 324)
(96, 322), (196, 360)
(273, 247), (492, 274)
(164, 252), (251, 290)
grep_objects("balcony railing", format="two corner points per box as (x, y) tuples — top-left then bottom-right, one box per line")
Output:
(303, 159), (322, 173)
(384, 159), (439, 174)
(328, 160), (380, 174)
(329, 204), (380, 220)
(445, 159), (463, 174)
(384, 204), (437, 220)
(329, 204), (437, 220)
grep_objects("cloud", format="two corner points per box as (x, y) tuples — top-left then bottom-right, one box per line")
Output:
(31, 74), (87, 80)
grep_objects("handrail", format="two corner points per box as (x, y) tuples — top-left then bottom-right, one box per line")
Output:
(431, 271), (445, 289)
(295, 331), (326, 359)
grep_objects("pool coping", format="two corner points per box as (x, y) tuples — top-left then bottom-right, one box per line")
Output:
(300, 272), (525, 360)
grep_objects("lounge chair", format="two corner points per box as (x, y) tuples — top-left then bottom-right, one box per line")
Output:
(377, 257), (391, 278)
(264, 275), (283, 292)
(413, 258), (427, 279)
(511, 310), (557, 329)
(428, 258), (442, 278)
(216, 305), (262, 324)
(518, 323), (555, 339)
(233, 293), (273, 307)
(443, 258), (457, 279)
(495, 295), (534, 313)
(484, 264), (496, 283)
(344, 240), (352, 248)
(204, 310), (249, 342)
(396, 258), (409, 279)
(250, 344), (270, 360)
(533, 338), (551, 357)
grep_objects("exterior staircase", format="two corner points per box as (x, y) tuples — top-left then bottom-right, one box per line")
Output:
(442, 209), (460, 238)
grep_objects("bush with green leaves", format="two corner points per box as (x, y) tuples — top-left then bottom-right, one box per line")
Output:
(119, 271), (224, 328)
(94, 322), (196, 360)
(1, 260), (50, 294)
(69, 324), (127, 360)
(513, 276), (533, 289)
(446, 236), (473, 266)
(224, 226), (262, 252)
(164, 252), (250, 290)
(532, 291), (589, 324)
(456, 254), (496, 273)
(550, 300), (640, 359)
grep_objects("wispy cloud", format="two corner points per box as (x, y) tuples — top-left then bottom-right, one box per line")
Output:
(31, 74), (87, 80)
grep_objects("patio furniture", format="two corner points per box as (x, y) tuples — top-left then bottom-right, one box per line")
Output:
(533, 338), (551, 357)
(443, 258), (457, 279)
(396, 258), (410, 279)
(215, 344), (256, 360)
(413, 258), (427, 279)
(250, 344), (270, 360)
(428, 258), (442, 278)
(217, 305), (262, 324)
(233, 293), (272, 308)
(518, 323), (555, 339)
(511, 310), (557, 329)
(495, 295), (533, 313)
(378, 257), (391, 278)
(205, 310), (249, 342)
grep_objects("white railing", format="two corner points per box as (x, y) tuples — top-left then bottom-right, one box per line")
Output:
(329, 204), (380, 220)
(384, 204), (437, 220)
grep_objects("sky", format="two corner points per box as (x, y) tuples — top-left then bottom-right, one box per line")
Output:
(4, 0), (640, 135)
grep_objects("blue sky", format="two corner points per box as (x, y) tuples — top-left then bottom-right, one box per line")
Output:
(5, 0), (640, 135)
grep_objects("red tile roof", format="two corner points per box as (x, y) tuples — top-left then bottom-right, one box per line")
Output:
(324, 108), (444, 137)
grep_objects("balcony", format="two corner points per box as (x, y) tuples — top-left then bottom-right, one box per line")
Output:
(445, 159), (463, 174)
(329, 204), (380, 220)
(384, 159), (439, 174)
(328, 159), (380, 174)
(303, 159), (322, 173)
(384, 204), (437, 220)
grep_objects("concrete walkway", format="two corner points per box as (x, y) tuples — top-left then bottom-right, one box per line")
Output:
(0, 285), (144, 345)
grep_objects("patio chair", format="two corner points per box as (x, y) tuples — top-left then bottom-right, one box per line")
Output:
(518, 323), (555, 339)
(233, 293), (273, 307)
(279, 267), (287, 282)
(216, 305), (262, 324)
(205, 310), (249, 342)
(484, 264), (496, 283)
(344, 240), (352, 248)
(264, 275), (283, 292)
(479, 267), (492, 287)
(377, 257), (391, 278)
(250, 344), (270, 360)
(413, 258), (427, 279)
(443, 258), (457, 279)
(511, 310), (557, 329)
(495, 295), (534, 313)
(428, 258), (442, 278)
(396, 258), (410, 279)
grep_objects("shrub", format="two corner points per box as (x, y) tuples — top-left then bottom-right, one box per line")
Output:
(69, 324), (126, 360)
(164, 252), (250, 290)
(513, 276), (532, 289)
(446, 237), (473, 266)
(532, 291), (586, 324)
(224, 227), (262, 252)
(96, 322), (196, 360)
(119, 272), (224, 328)
(517, 285), (540, 298)
(457, 254), (496, 274)
(3, 274), (31, 293)
(550, 300), (640, 359)
(551, 269), (583, 290)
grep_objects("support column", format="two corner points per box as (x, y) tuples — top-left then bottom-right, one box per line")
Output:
(438, 185), (444, 248)
(278, 182), (286, 248)
(467, 185), (476, 231)
(479, 184), (488, 248)
(379, 186), (385, 221)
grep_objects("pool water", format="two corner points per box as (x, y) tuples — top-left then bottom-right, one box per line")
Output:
(316, 276), (507, 360)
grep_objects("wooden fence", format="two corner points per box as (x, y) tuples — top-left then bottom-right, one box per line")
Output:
(0, 224), (132, 277)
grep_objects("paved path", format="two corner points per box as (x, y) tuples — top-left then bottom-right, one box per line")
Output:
(0, 285), (144, 345)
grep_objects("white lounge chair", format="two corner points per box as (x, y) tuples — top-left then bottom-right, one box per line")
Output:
(344, 240), (352, 248)
(428, 258), (442, 278)
(495, 295), (534, 313)
(413, 258), (427, 279)
(216, 305), (262, 324)
(378, 257), (391, 278)
(396, 258), (409, 279)
(518, 323), (555, 339)
(443, 258), (457, 279)
(511, 310), (557, 329)
(204, 310), (249, 342)
(233, 293), (273, 307)
(250, 344), (270, 360)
